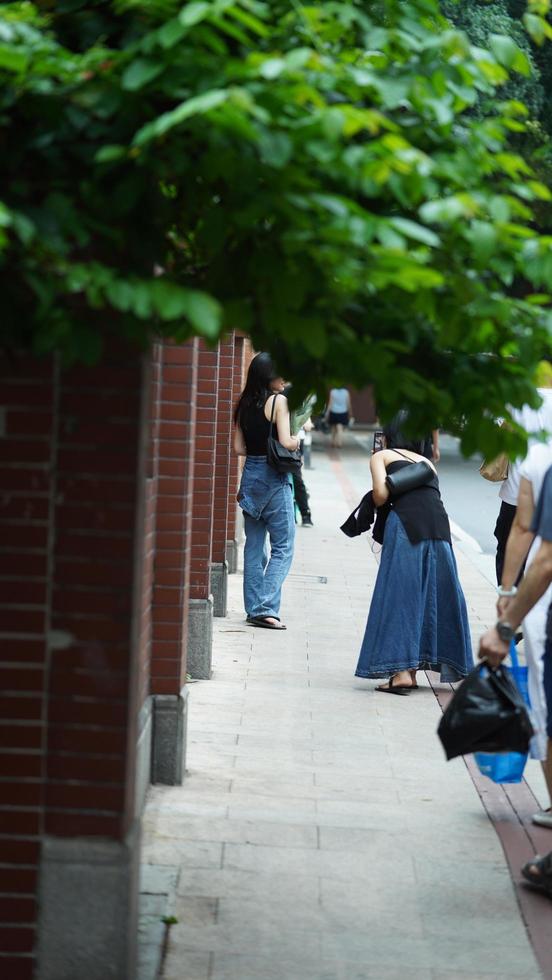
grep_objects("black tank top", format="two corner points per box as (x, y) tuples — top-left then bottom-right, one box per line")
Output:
(239, 400), (271, 455)
(386, 460), (451, 544)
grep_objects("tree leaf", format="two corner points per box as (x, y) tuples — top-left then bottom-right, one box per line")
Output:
(488, 34), (531, 76)
(122, 58), (163, 91)
(95, 145), (127, 163)
(133, 89), (229, 145)
(182, 290), (222, 339)
(0, 44), (28, 73)
(465, 221), (498, 263)
(389, 218), (440, 248)
(179, 2), (210, 27)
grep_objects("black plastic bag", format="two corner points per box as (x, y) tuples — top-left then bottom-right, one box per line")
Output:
(437, 662), (533, 761)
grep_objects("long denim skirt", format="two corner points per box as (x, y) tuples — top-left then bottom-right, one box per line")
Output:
(355, 511), (473, 682)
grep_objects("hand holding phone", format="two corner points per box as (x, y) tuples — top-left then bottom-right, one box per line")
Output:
(372, 430), (385, 453)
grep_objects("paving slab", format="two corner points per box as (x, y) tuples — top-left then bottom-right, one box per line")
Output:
(143, 441), (544, 980)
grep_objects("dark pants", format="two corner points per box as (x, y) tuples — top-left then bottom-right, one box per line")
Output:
(544, 604), (552, 740)
(292, 468), (310, 520)
(494, 501), (517, 585)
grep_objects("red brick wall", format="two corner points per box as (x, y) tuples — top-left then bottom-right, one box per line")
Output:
(211, 336), (234, 564)
(0, 350), (147, 977)
(189, 343), (219, 601)
(0, 334), (255, 974)
(150, 339), (198, 695)
(139, 344), (162, 709)
(0, 355), (56, 980)
(47, 353), (145, 841)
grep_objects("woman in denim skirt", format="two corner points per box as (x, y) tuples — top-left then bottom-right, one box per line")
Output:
(234, 353), (298, 630)
(355, 413), (473, 692)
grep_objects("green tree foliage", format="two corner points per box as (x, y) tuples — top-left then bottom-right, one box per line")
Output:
(1, 0), (552, 456)
(443, 0), (545, 120)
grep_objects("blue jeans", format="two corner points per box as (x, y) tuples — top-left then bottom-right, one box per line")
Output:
(238, 457), (295, 619)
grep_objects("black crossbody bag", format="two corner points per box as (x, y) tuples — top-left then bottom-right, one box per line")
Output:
(385, 450), (433, 497)
(266, 394), (302, 476)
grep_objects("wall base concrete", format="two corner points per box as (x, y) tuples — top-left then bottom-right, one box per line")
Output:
(151, 688), (189, 785)
(187, 596), (213, 679)
(211, 560), (228, 617)
(37, 821), (141, 980)
(226, 538), (238, 574)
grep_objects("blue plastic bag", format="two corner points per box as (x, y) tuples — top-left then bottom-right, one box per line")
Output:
(474, 640), (530, 784)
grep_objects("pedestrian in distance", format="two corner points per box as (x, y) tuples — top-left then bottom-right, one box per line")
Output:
(283, 386), (314, 527)
(480, 462), (552, 896)
(355, 412), (473, 693)
(325, 386), (352, 448)
(422, 429), (441, 463)
(292, 418), (314, 527)
(234, 352), (298, 631)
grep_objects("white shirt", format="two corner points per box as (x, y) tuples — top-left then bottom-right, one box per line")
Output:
(519, 442), (552, 506)
(499, 389), (552, 505)
(329, 388), (349, 413)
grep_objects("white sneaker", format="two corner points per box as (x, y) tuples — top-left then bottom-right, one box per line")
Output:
(532, 809), (552, 828)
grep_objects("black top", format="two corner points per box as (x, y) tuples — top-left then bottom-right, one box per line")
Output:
(239, 400), (271, 455)
(387, 460), (451, 545)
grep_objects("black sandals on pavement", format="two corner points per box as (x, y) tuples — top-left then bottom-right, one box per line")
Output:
(246, 616), (287, 631)
(521, 852), (552, 896)
(375, 676), (413, 696)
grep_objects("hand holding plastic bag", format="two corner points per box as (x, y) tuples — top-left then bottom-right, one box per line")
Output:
(437, 659), (533, 762)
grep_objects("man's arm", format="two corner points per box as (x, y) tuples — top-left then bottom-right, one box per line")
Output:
(498, 477), (535, 616)
(479, 538), (552, 666)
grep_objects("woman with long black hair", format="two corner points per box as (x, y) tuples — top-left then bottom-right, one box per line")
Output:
(355, 412), (472, 692)
(234, 352), (299, 630)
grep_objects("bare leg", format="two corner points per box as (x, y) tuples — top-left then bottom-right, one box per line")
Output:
(330, 425), (337, 447)
(376, 669), (415, 691)
(335, 423), (343, 448)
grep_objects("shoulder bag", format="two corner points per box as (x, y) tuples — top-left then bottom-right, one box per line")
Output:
(479, 454), (509, 482)
(479, 420), (509, 482)
(385, 451), (433, 497)
(267, 394), (302, 476)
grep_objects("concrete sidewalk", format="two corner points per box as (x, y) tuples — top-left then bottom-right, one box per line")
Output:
(143, 442), (546, 980)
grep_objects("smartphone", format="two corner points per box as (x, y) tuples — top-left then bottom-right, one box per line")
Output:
(372, 430), (385, 453)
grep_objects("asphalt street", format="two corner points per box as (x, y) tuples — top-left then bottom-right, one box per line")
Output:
(436, 433), (500, 557)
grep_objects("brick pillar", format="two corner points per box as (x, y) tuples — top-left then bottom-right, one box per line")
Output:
(0, 349), (150, 980)
(0, 355), (56, 980)
(150, 339), (198, 784)
(187, 342), (219, 678)
(226, 335), (247, 574)
(211, 335), (235, 615)
(37, 350), (148, 980)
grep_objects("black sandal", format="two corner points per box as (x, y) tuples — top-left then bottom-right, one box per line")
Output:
(521, 852), (552, 896)
(376, 675), (412, 696)
(247, 616), (287, 631)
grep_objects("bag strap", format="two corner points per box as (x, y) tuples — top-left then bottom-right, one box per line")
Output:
(390, 449), (433, 471)
(390, 449), (415, 464)
(509, 637), (519, 671)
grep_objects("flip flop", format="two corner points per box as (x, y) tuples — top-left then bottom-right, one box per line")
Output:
(248, 616), (287, 630)
(521, 852), (552, 896)
(376, 676), (412, 696)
